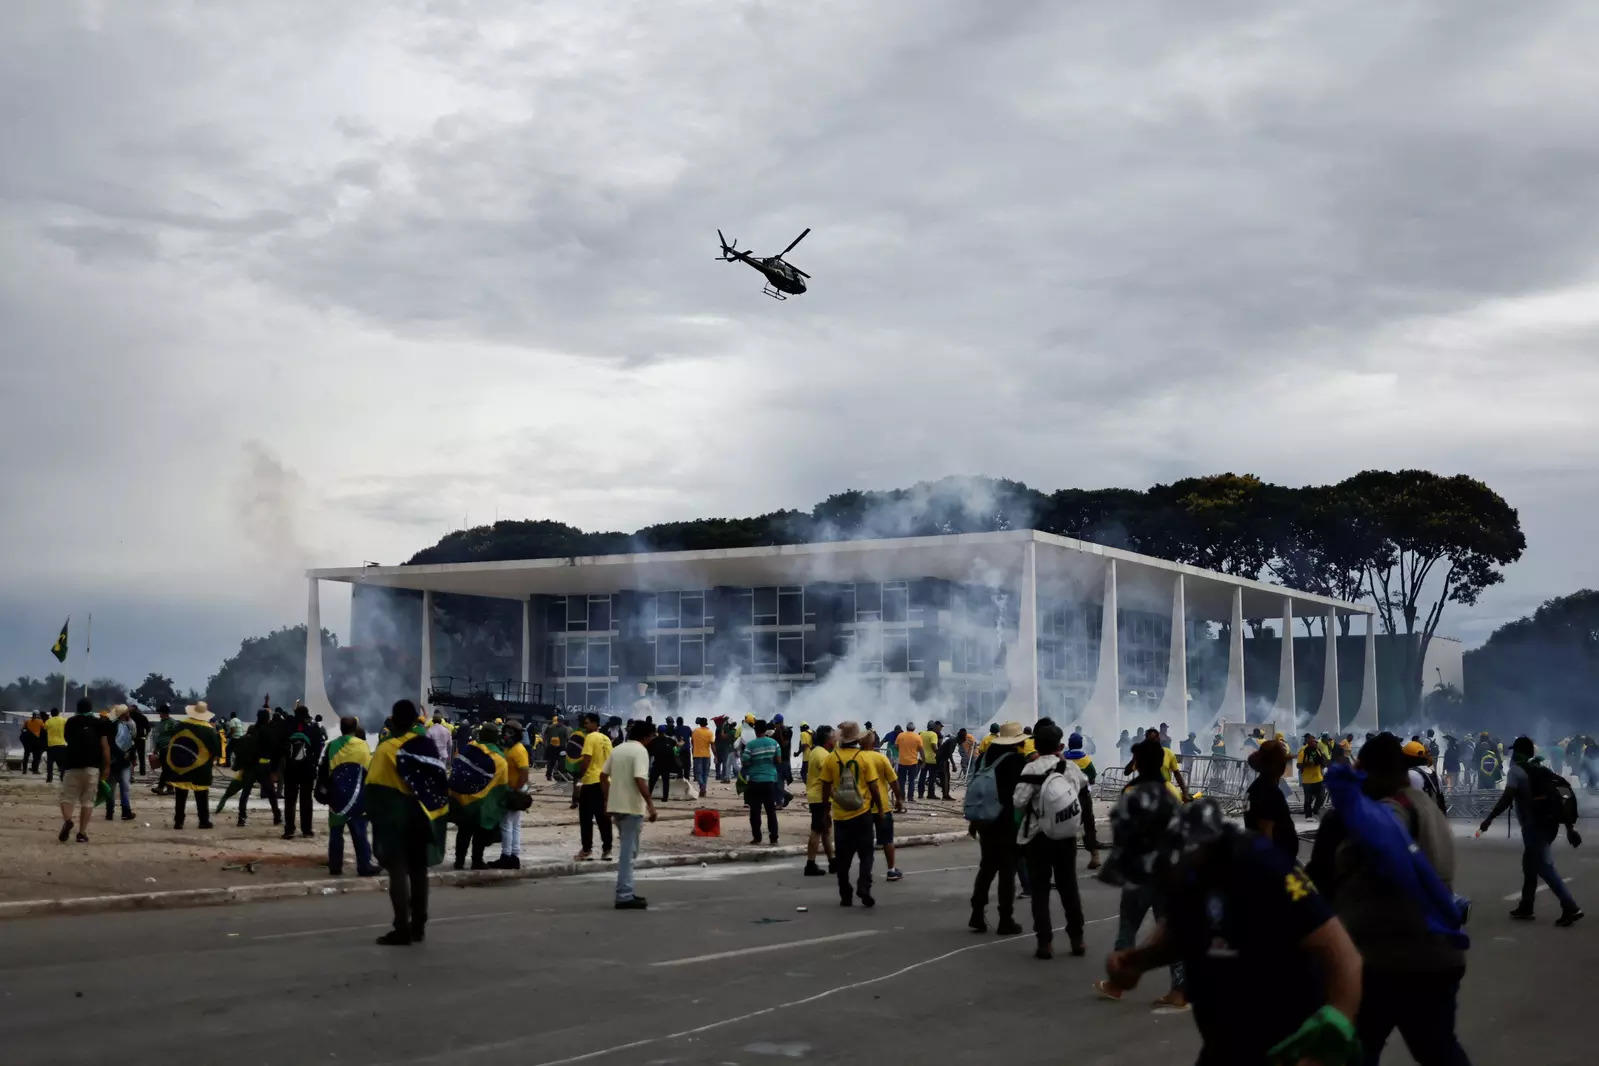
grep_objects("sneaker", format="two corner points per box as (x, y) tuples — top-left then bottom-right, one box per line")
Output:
(573, 851), (593, 862)
(1556, 908), (1585, 928)
(58, 819), (74, 843)
(1509, 908), (1536, 921)
(300, 830), (314, 839)
(615, 897), (649, 910)
(1153, 991), (1191, 1013)
(196, 822), (213, 830)
(860, 892), (876, 908)
(840, 894), (854, 907)
(121, 812), (136, 821)
(803, 862), (826, 877)
(1093, 979), (1124, 1002)
(601, 851), (614, 862)
(375, 929), (411, 946)
(1086, 854), (1102, 871)
(1070, 939), (1087, 957)
(886, 868), (903, 882)
(76, 833), (89, 843)
(969, 913), (988, 933)
(996, 919), (1023, 936)
(409, 923), (426, 942)
(1035, 943), (1053, 960)
(750, 837), (763, 846)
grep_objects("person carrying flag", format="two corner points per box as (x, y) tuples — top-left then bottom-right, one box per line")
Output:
(366, 699), (448, 946)
(165, 703), (221, 830)
(448, 723), (509, 871)
(317, 717), (378, 877)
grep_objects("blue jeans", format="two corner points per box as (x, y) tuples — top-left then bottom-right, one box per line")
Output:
(1115, 882), (1184, 991)
(693, 756), (710, 794)
(614, 813), (644, 902)
(900, 764), (919, 799)
(106, 764), (133, 815)
(329, 815), (375, 874)
(1520, 827), (1579, 913)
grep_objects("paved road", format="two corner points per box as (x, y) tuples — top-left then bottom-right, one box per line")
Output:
(4, 825), (1596, 1065)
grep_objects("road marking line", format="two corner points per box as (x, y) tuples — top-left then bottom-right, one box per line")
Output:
(251, 910), (521, 940)
(651, 931), (880, 967)
(1502, 878), (1574, 902)
(398, 913), (1115, 1066)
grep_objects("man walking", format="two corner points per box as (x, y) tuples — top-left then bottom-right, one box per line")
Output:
(803, 725), (836, 877)
(895, 724), (923, 806)
(366, 700), (448, 946)
(572, 711), (613, 861)
(165, 702), (221, 830)
(603, 719), (657, 910)
(918, 720), (940, 800)
(44, 707), (68, 784)
(497, 720), (530, 869)
(318, 717), (378, 877)
(690, 717), (714, 798)
(149, 704), (178, 795)
(742, 719), (782, 845)
(819, 721), (881, 907)
(1482, 735), (1584, 927)
(282, 707), (323, 839)
(542, 715), (568, 780)
(967, 721), (1028, 934)
(58, 698), (109, 844)
(215, 710), (282, 826)
(860, 731), (904, 881)
(102, 704), (137, 822)
(1298, 732), (1328, 819)
(1014, 722), (1088, 958)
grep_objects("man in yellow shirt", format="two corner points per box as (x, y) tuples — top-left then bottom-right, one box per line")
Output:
(819, 721), (881, 907)
(918, 722), (939, 800)
(860, 732), (905, 882)
(1296, 732), (1328, 818)
(798, 723), (813, 783)
(690, 716), (715, 798)
(497, 721), (531, 869)
(44, 708), (69, 783)
(802, 725), (836, 877)
(1129, 727), (1191, 802)
(895, 726), (924, 805)
(573, 712), (614, 861)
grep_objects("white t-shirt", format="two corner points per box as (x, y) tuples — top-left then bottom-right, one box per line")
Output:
(604, 740), (652, 816)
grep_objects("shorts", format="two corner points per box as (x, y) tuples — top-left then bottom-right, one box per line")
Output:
(60, 767), (100, 808)
(809, 802), (831, 833)
(874, 811), (895, 846)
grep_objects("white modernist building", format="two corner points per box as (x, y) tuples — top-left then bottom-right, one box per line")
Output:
(304, 529), (1379, 743)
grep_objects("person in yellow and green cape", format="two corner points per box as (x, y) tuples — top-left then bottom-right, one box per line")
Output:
(316, 716), (378, 877)
(447, 722), (509, 871)
(165, 703), (222, 830)
(366, 700), (448, 946)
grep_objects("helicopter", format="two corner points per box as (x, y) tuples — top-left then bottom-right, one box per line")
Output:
(716, 227), (810, 299)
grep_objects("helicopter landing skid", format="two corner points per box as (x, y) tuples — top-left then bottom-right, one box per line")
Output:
(761, 285), (788, 301)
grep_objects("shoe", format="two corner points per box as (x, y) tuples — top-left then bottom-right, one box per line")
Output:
(409, 923), (426, 942)
(969, 912), (988, 933)
(121, 812), (136, 821)
(996, 919), (1023, 936)
(236, 819), (247, 828)
(1509, 908), (1536, 921)
(769, 838), (779, 846)
(375, 929), (411, 946)
(827, 862), (838, 874)
(197, 822), (213, 830)
(1556, 908), (1585, 928)
(1035, 943), (1053, 960)
(860, 892), (876, 908)
(76, 833), (89, 843)
(105, 811), (114, 821)
(1086, 854), (1102, 871)
(282, 833), (295, 840)
(1153, 991), (1191, 1013)
(751, 837), (763, 846)
(59, 819), (74, 842)
(1093, 979), (1124, 1002)
(839, 896), (854, 907)
(300, 830), (314, 839)
(329, 868), (343, 876)
(357, 868), (380, 877)
(573, 851), (593, 861)
(803, 862), (826, 877)
(886, 868), (903, 882)
(1017, 889), (1031, 900)
(272, 815), (282, 826)
(1070, 939), (1086, 957)
(453, 860), (465, 871)
(615, 897), (649, 910)
(601, 851), (613, 862)
(492, 856), (521, 870)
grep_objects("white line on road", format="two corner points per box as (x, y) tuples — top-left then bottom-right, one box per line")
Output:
(651, 930), (880, 967)
(251, 910), (523, 940)
(1502, 878), (1575, 902)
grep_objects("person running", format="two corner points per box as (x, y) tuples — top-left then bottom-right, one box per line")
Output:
(967, 721), (1029, 934)
(603, 719), (658, 910)
(895, 725), (923, 805)
(1307, 734), (1472, 1065)
(572, 712), (613, 861)
(819, 721), (881, 907)
(1244, 740), (1298, 859)
(803, 725), (836, 877)
(860, 730), (904, 882)
(1297, 732), (1329, 819)
(165, 702), (222, 831)
(57, 698), (109, 844)
(742, 720), (782, 845)
(1014, 722), (1088, 959)
(1481, 735), (1584, 926)
(1099, 789), (1364, 1063)
(318, 717), (378, 877)
(366, 699), (448, 946)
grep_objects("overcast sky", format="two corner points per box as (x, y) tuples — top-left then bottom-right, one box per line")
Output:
(5, 1), (1599, 693)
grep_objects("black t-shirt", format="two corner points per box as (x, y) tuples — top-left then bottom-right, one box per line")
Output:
(1169, 835), (1334, 1065)
(1244, 776), (1299, 859)
(62, 713), (106, 770)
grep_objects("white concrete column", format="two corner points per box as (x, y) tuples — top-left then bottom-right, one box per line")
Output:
(1000, 539), (1041, 723)
(1217, 586), (1246, 729)
(1310, 608), (1340, 736)
(521, 598), (533, 689)
(303, 579), (336, 720)
(420, 589), (434, 715)
(1274, 598), (1296, 735)
(1081, 558), (1120, 747)
(1351, 613), (1380, 732)
(1154, 574), (1188, 738)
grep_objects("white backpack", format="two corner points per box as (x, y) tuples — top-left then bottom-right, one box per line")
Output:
(1035, 762), (1087, 841)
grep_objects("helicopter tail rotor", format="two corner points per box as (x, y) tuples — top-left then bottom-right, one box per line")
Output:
(716, 229), (739, 260)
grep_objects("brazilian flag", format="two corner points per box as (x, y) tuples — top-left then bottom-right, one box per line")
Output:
(324, 734), (372, 829)
(51, 619), (68, 663)
(367, 726), (449, 866)
(166, 722), (221, 791)
(449, 739), (509, 831)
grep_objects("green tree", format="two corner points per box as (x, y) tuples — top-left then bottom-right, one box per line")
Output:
(1267, 484), (1393, 636)
(129, 672), (180, 709)
(1341, 470), (1526, 718)
(205, 625), (338, 717)
(1464, 589), (1599, 737)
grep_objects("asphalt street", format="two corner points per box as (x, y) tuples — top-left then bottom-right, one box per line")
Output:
(3, 826), (1596, 1065)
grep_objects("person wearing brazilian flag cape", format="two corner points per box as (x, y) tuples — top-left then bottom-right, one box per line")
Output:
(316, 716), (379, 877)
(448, 722), (510, 871)
(165, 703), (222, 829)
(366, 700), (448, 946)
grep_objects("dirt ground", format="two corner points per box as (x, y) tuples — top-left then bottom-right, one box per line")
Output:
(0, 768), (970, 901)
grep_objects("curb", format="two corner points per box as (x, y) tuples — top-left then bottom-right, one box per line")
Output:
(0, 830), (970, 920)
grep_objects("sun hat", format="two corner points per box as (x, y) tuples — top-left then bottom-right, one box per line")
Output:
(184, 701), (214, 722)
(990, 721), (1027, 746)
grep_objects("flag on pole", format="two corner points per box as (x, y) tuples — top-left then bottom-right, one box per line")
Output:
(51, 618), (69, 662)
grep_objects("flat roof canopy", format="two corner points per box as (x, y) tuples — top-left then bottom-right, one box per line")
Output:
(308, 529), (1372, 621)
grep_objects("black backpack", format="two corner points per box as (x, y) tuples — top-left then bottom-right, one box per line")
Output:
(1527, 764), (1579, 829)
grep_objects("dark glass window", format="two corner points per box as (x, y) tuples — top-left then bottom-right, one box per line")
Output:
(680, 592), (704, 629)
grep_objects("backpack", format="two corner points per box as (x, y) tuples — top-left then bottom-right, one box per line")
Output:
(1035, 766), (1085, 841)
(832, 752), (868, 813)
(564, 731), (586, 762)
(1414, 768), (1448, 816)
(286, 730), (312, 768)
(1527, 764), (1579, 829)
(1305, 743), (1328, 768)
(964, 752), (1018, 823)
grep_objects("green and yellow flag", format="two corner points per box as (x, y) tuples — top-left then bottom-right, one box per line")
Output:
(51, 618), (68, 663)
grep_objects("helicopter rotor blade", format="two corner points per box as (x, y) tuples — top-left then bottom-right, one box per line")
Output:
(778, 227), (810, 257)
(791, 266), (811, 278)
